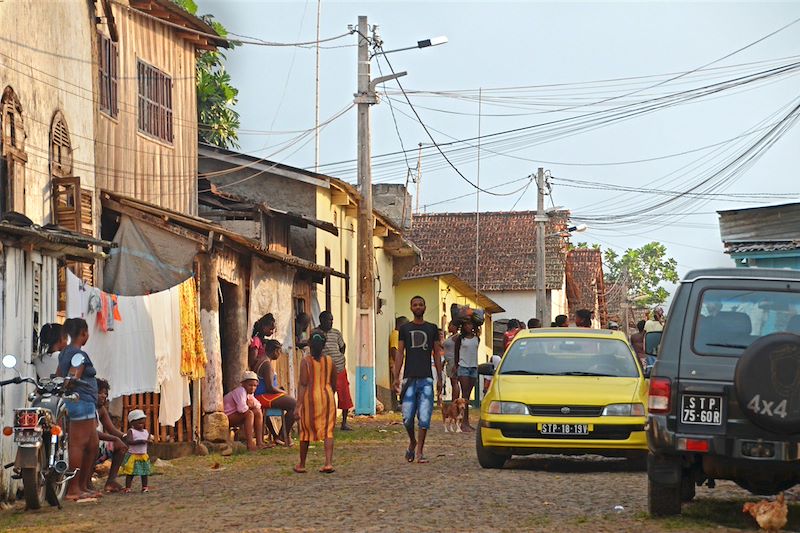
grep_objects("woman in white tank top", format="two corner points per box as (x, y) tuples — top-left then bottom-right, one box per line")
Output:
(454, 321), (480, 432)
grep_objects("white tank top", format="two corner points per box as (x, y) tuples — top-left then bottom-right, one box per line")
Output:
(458, 336), (480, 368)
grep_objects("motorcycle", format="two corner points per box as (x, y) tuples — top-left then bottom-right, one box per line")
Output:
(1, 354), (79, 509)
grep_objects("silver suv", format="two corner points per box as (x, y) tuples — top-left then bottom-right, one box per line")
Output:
(646, 268), (800, 516)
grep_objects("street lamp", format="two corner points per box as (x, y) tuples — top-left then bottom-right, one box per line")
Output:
(353, 16), (446, 416)
(371, 35), (448, 56)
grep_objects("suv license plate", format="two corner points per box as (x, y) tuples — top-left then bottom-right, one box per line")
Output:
(681, 395), (723, 425)
(539, 423), (591, 435)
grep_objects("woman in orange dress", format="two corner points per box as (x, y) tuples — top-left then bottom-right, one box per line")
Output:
(294, 330), (337, 474)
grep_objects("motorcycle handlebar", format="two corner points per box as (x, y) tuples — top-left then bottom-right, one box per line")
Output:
(0, 376), (23, 387)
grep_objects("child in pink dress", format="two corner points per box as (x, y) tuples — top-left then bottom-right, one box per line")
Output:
(121, 409), (153, 493)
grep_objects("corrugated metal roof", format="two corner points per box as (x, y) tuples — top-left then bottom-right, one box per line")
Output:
(718, 202), (800, 242)
(725, 241), (800, 254)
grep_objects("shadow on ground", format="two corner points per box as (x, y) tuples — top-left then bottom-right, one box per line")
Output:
(506, 454), (647, 473)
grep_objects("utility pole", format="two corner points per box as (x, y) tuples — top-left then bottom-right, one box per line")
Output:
(355, 15), (375, 416)
(313, 0), (322, 172)
(353, 15), (406, 415)
(535, 167), (548, 326)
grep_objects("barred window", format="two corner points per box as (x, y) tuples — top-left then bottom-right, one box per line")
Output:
(98, 33), (118, 118)
(137, 60), (173, 143)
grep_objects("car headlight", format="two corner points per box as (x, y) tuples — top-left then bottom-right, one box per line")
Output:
(488, 401), (529, 415)
(602, 403), (645, 416)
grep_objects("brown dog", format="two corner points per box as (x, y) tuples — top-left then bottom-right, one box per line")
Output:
(442, 398), (467, 433)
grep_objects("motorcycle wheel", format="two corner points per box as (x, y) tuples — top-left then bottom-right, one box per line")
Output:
(21, 447), (45, 510)
(45, 434), (69, 507)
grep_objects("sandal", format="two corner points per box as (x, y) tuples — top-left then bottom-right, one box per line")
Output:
(142, 487), (149, 493)
(417, 455), (430, 464)
(121, 488), (131, 494)
(319, 466), (335, 474)
(405, 448), (415, 463)
(293, 465), (307, 474)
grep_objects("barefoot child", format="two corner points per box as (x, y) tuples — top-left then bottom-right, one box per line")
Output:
(294, 330), (337, 474)
(121, 409), (153, 493)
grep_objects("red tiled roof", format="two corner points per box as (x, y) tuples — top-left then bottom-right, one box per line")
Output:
(405, 211), (569, 291)
(565, 249), (608, 325)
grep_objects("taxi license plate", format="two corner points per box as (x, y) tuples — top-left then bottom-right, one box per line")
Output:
(538, 423), (591, 435)
(681, 394), (723, 425)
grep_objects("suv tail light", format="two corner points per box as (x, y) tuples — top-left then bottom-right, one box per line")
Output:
(648, 377), (671, 414)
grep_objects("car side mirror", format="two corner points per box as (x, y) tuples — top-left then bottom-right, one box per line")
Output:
(645, 331), (662, 356)
(478, 363), (495, 376)
(70, 353), (85, 368)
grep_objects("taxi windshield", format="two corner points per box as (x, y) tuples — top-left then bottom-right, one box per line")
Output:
(499, 337), (639, 378)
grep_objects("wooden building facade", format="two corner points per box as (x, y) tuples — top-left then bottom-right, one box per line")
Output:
(91, 0), (224, 218)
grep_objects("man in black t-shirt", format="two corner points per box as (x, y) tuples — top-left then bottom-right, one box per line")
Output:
(393, 295), (443, 464)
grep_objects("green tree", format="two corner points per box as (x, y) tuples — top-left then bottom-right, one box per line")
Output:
(569, 242), (602, 251)
(604, 242), (678, 306)
(173, 0), (240, 148)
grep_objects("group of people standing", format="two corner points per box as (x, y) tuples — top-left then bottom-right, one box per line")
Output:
(222, 310), (354, 473)
(36, 319), (152, 500)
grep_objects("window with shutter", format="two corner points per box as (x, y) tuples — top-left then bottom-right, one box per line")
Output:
(98, 32), (119, 118)
(50, 112), (72, 177)
(136, 59), (173, 143)
(0, 86), (26, 216)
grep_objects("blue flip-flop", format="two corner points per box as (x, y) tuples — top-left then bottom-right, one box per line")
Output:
(405, 448), (415, 462)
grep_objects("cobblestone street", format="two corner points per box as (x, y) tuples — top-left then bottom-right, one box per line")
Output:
(0, 413), (796, 532)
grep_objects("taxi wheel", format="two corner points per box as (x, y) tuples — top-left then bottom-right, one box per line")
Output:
(476, 426), (508, 469)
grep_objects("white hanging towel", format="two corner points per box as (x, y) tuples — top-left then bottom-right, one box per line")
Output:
(67, 271), (158, 398)
(149, 285), (190, 426)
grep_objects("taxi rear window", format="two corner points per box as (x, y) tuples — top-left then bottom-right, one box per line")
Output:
(693, 288), (800, 355)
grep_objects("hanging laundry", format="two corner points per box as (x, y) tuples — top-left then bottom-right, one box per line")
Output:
(149, 285), (190, 426)
(67, 270), (158, 398)
(98, 293), (111, 332)
(87, 288), (101, 315)
(179, 277), (207, 379)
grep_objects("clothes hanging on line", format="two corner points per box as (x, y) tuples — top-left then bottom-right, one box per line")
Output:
(148, 285), (190, 426)
(179, 277), (207, 379)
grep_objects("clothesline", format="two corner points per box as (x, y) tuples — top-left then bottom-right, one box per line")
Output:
(66, 271), (207, 426)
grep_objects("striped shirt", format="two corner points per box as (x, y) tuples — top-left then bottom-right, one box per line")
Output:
(323, 328), (346, 372)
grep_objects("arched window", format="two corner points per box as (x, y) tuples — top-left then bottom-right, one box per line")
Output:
(1, 86), (26, 216)
(50, 111), (73, 177)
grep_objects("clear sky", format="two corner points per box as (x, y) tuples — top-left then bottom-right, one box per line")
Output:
(197, 1), (800, 286)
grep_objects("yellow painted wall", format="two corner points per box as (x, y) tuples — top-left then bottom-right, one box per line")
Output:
(373, 237), (395, 393)
(395, 276), (495, 364)
(315, 188), (358, 389)
(436, 278), (494, 364)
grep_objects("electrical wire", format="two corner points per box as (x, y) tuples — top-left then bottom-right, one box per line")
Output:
(317, 60), (800, 180)
(379, 47), (537, 196)
(109, 0), (354, 48)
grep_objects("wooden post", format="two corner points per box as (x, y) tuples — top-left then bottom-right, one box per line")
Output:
(223, 280), (248, 393)
(198, 253), (223, 413)
(198, 253), (230, 442)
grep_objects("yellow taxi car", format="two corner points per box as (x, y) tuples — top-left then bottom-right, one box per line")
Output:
(476, 328), (648, 468)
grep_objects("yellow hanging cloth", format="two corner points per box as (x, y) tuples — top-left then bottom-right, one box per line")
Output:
(179, 277), (207, 379)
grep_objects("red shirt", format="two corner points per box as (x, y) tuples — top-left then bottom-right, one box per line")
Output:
(503, 328), (520, 351)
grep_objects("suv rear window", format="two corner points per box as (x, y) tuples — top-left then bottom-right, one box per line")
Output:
(694, 288), (800, 355)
